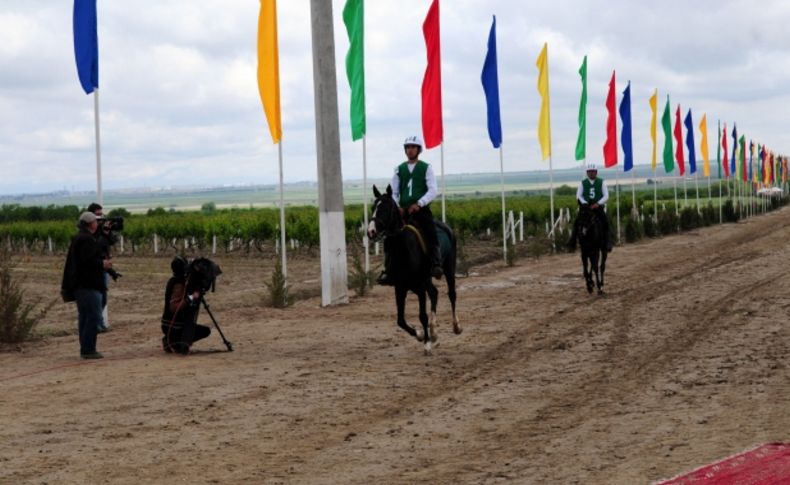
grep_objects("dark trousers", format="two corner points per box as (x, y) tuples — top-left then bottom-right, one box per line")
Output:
(75, 288), (102, 355)
(161, 322), (211, 353)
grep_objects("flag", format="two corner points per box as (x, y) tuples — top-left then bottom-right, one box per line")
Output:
(673, 105), (685, 176)
(699, 114), (710, 177)
(575, 56), (587, 160)
(619, 81), (633, 171)
(661, 96), (674, 173)
(257, 0), (282, 143)
(603, 70), (617, 168)
(749, 141), (755, 183)
(684, 109), (696, 174)
(480, 16), (501, 149)
(536, 42), (551, 160)
(421, 0), (443, 149)
(739, 135), (746, 182)
(343, 0), (365, 141)
(761, 145), (768, 184)
(730, 124), (737, 176)
(649, 89), (658, 171)
(73, 0), (99, 94)
(716, 120), (721, 179)
(722, 122), (729, 178)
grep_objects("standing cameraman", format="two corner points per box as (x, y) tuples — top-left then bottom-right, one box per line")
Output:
(62, 212), (113, 359)
(88, 202), (118, 332)
(161, 257), (211, 354)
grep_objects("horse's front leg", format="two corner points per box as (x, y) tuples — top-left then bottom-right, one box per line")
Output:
(417, 287), (432, 355)
(426, 282), (439, 343)
(582, 253), (593, 294)
(395, 285), (417, 338)
(598, 250), (607, 294)
(591, 251), (602, 295)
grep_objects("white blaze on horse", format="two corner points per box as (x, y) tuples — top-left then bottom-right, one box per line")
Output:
(368, 185), (461, 355)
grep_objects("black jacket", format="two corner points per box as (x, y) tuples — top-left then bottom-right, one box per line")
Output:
(63, 230), (106, 292)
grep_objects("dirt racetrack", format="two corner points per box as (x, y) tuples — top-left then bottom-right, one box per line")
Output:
(2, 207), (790, 484)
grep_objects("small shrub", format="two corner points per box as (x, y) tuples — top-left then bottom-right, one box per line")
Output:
(679, 207), (702, 231)
(0, 248), (52, 344)
(624, 216), (643, 243)
(642, 214), (658, 238)
(722, 199), (739, 223)
(264, 259), (292, 308)
(347, 244), (374, 297)
(657, 209), (679, 235)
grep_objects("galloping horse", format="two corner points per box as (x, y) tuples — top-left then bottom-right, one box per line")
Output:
(368, 185), (461, 354)
(576, 204), (608, 295)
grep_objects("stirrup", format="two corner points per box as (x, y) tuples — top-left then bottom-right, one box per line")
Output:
(431, 265), (443, 279)
(376, 272), (394, 286)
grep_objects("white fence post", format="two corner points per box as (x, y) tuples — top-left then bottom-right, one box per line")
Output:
(119, 235), (124, 254)
(374, 241), (380, 256)
(519, 211), (524, 242)
(47, 236), (53, 254)
(212, 234), (217, 255)
(153, 233), (159, 254)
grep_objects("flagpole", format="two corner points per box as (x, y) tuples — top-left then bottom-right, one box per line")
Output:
(653, 166), (658, 223)
(695, 171), (700, 210)
(499, 144), (507, 263)
(673, 176), (678, 215)
(631, 167), (636, 215)
(615, 170), (621, 245)
(94, 88), (103, 205)
(440, 142), (446, 223)
(549, 154), (555, 246)
(278, 141), (287, 281)
(683, 175), (688, 207)
(362, 135), (369, 274)
(708, 175), (712, 203)
(719, 178), (722, 223)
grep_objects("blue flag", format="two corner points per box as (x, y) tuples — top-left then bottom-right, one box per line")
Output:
(730, 124), (737, 175)
(683, 109), (697, 174)
(480, 16), (501, 149)
(73, 0), (99, 94)
(618, 82), (633, 171)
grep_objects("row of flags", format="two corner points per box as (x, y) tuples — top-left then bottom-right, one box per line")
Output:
(73, 0), (788, 188)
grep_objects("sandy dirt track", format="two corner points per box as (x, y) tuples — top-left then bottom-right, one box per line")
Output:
(2, 207), (790, 484)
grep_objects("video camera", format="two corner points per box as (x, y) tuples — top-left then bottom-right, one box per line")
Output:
(186, 257), (222, 294)
(97, 216), (124, 232)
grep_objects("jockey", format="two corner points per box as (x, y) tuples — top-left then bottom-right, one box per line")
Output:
(567, 162), (613, 252)
(377, 135), (443, 286)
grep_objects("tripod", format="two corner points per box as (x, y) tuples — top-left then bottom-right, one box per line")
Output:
(200, 296), (233, 351)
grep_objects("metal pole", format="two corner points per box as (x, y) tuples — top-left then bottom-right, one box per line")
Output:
(615, 170), (620, 244)
(278, 142), (287, 280)
(362, 135), (369, 274)
(441, 142), (446, 223)
(499, 145), (506, 263)
(93, 88), (103, 205)
(549, 155), (555, 246)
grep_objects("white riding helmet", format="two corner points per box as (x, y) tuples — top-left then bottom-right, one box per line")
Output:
(585, 162), (598, 171)
(403, 135), (424, 149)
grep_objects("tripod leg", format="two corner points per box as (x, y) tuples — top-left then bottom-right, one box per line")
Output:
(200, 297), (233, 351)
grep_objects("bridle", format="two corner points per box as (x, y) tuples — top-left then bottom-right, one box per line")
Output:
(370, 195), (404, 240)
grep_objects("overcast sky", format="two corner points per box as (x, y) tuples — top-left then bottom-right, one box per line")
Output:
(1, 0), (789, 195)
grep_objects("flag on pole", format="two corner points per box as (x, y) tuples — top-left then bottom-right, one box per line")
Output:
(73, 0), (99, 94)
(716, 120), (721, 179)
(673, 105), (685, 176)
(603, 70), (617, 168)
(749, 140), (755, 183)
(722, 122), (729, 178)
(343, 0), (365, 141)
(730, 124), (737, 176)
(700, 114), (710, 177)
(619, 81), (633, 171)
(739, 135), (746, 182)
(421, 0), (443, 149)
(661, 96), (674, 173)
(575, 56), (587, 160)
(649, 89), (658, 171)
(481, 16), (501, 149)
(684, 109), (696, 174)
(536, 42), (551, 160)
(257, 0), (282, 144)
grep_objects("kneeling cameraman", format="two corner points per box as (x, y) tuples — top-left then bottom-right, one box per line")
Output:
(161, 257), (210, 354)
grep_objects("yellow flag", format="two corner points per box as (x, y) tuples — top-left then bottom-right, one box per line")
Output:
(535, 43), (551, 160)
(257, 0), (282, 143)
(649, 89), (657, 171)
(699, 113), (710, 177)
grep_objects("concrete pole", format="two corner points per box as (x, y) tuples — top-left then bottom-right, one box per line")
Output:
(310, 0), (348, 306)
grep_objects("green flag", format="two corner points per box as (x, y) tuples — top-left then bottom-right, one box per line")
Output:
(574, 55), (587, 161)
(343, 0), (365, 140)
(661, 96), (674, 173)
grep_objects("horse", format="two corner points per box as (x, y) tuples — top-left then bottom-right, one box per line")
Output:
(576, 204), (608, 295)
(368, 184), (461, 355)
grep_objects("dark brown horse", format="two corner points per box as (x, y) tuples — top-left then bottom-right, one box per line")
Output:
(576, 204), (608, 295)
(368, 185), (461, 354)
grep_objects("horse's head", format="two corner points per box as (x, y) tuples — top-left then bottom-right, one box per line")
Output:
(368, 184), (402, 240)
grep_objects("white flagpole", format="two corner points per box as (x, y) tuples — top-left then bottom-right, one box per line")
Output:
(93, 88), (103, 205)
(673, 176), (678, 215)
(278, 142), (287, 281)
(440, 142), (446, 223)
(708, 175), (712, 203)
(683, 174), (688, 207)
(653, 166), (658, 223)
(499, 144), (506, 263)
(615, 170), (620, 244)
(630, 166), (636, 214)
(362, 135), (369, 274)
(549, 154), (555, 245)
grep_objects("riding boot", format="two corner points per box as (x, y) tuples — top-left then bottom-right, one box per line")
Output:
(430, 246), (443, 279)
(376, 246), (394, 286)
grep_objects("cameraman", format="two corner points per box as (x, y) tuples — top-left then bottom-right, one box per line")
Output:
(88, 202), (119, 332)
(161, 257), (211, 354)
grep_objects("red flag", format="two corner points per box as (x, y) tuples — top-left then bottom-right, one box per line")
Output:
(421, 0), (443, 149)
(673, 105), (685, 175)
(602, 70), (617, 167)
(722, 123), (729, 178)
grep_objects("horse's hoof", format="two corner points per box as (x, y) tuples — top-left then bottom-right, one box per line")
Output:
(424, 341), (432, 356)
(429, 323), (438, 343)
(415, 328), (425, 342)
(597, 289), (605, 296)
(586, 286), (593, 294)
(453, 322), (462, 335)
